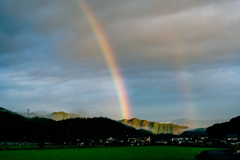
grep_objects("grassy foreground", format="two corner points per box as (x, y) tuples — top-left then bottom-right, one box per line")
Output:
(0, 146), (218, 160)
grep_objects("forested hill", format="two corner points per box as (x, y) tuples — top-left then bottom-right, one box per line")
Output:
(206, 116), (240, 138)
(18, 111), (86, 121)
(119, 118), (188, 135)
(0, 108), (144, 143)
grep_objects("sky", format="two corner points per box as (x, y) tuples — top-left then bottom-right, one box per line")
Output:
(1, 0), (240, 121)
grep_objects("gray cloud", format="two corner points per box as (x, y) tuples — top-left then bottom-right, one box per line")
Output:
(0, 0), (240, 121)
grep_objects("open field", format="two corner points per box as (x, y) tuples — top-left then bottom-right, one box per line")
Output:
(0, 146), (219, 160)
(0, 145), (77, 150)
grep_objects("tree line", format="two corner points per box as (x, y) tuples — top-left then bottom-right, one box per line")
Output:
(0, 108), (143, 147)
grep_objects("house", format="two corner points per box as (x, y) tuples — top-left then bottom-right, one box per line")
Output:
(76, 139), (83, 147)
(225, 134), (238, 145)
(198, 134), (208, 141)
(104, 137), (115, 146)
(212, 138), (226, 147)
(186, 136), (197, 146)
(204, 138), (213, 147)
(128, 138), (136, 146)
(196, 134), (209, 146)
(144, 136), (151, 146)
(154, 139), (168, 146)
(151, 134), (172, 146)
(118, 139), (126, 146)
(85, 138), (93, 146)
(170, 135), (180, 145)
(117, 135), (128, 146)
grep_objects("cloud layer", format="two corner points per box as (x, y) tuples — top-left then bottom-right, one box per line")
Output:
(1, 0), (240, 120)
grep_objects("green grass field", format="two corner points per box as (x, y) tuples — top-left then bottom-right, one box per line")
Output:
(0, 146), (218, 160)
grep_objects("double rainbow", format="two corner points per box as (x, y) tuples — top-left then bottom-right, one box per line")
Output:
(78, 0), (132, 119)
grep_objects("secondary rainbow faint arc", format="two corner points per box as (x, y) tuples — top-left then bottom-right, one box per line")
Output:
(78, 0), (132, 119)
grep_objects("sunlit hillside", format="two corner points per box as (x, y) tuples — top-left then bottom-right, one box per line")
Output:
(120, 118), (188, 135)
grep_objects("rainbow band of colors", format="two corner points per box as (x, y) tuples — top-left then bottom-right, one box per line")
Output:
(78, 0), (132, 119)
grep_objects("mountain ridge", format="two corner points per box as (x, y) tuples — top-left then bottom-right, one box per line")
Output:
(159, 118), (229, 129)
(18, 111), (86, 121)
(180, 128), (206, 137)
(206, 116), (240, 138)
(0, 108), (146, 144)
(119, 118), (188, 135)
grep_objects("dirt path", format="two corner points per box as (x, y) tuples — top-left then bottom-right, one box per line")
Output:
(197, 149), (240, 160)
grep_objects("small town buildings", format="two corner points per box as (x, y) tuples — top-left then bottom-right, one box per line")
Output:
(179, 135), (192, 145)
(71, 133), (240, 148)
(127, 135), (151, 146)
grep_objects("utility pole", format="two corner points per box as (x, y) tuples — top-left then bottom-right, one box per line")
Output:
(28, 108), (29, 118)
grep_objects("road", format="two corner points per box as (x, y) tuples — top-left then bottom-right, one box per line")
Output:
(197, 149), (240, 160)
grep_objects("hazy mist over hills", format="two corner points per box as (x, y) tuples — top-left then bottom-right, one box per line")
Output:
(180, 128), (206, 137)
(18, 109), (191, 135)
(18, 109), (229, 129)
(19, 111), (85, 121)
(159, 118), (230, 129)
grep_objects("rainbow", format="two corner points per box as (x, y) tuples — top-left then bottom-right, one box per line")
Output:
(173, 49), (197, 127)
(177, 71), (196, 128)
(78, 0), (132, 119)
(161, 25), (197, 127)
